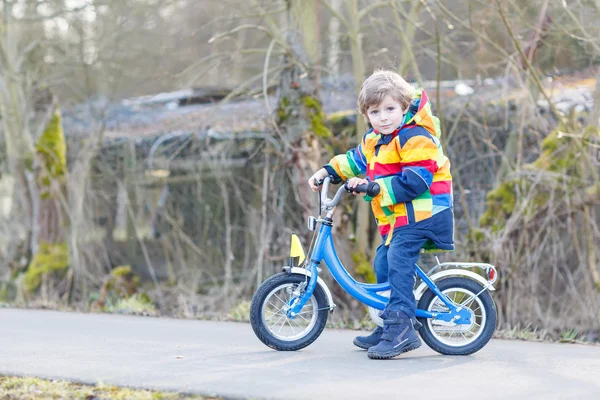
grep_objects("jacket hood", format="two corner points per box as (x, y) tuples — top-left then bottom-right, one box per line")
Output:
(402, 88), (442, 138)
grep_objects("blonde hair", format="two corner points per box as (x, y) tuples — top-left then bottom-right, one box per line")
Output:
(357, 70), (415, 116)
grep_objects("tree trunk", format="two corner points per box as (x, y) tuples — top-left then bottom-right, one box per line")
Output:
(278, 0), (330, 218)
(124, 140), (139, 266)
(24, 104), (70, 294)
(0, 4), (38, 272)
(393, 1), (423, 82)
(291, 0), (321, 82)
(326, 0), (342, 76)
(347, 0), (370, 255)
(590, 73), (600, 127)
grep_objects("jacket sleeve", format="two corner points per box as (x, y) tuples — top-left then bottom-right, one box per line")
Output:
(323, 133), (368, 183)
(374, 129), (438, 207)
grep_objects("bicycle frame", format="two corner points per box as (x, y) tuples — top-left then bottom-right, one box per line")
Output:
(288, 222), (472, 324)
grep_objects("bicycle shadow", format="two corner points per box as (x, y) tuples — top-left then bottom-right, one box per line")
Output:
(228, 347), (475, 373)
(351, 349), (477, 370)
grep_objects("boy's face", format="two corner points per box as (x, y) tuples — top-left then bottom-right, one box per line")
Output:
(366, 95), (405, 135)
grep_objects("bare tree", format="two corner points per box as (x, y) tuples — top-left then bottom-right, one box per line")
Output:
(320, 0), (388, 258)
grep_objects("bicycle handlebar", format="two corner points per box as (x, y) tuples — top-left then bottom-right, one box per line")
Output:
(320, 177), (380, 209)
(345, 181), (380, 197)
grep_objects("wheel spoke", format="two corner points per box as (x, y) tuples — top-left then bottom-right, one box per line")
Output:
(290, 317), (305, 328)
(461, 297), (476, 309)
(296, 313), (311, 323)
(273, 293), (287, 306)
(269, 313), (286, 330)
(267, 300), (282, 310)
(277, 316), (287, 333)
(265, 309), (284, 322)
(286, 318), (297, 335)
(284, 288), (291, 302)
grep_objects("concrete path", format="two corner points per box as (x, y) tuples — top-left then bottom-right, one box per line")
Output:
(1, 308), (599, 399)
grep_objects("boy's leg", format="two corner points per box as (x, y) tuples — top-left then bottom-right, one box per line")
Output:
(367, 230), (427, 359)
(385, 231), (427, 317)
(373, 240), (423, 329)
(373, 242), (389, 284)
(353, 242), (388, 350)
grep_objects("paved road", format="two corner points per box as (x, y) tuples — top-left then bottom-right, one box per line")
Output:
(1, 308), (599, 399)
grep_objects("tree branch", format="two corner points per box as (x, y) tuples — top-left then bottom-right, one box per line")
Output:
(19, 2), (96, 22)
(494, 0), (560, 120)
(319, 0), (348, 28)
(358, 0), (390, 21)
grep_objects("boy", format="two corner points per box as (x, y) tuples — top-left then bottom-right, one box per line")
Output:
(308, 70), (454, 360)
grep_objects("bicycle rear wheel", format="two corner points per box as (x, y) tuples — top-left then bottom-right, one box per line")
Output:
(417, 277), (496, 355)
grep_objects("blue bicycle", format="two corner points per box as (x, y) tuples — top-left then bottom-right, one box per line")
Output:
(250, 177), (498, 355)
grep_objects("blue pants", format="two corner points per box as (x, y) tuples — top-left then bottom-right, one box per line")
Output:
(373, 208), (454, 319)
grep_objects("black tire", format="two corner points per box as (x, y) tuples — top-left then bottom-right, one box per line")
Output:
(417, 277), (496, 356)
(250, 273), (329, 351)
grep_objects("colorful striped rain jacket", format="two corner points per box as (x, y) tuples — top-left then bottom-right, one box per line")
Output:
(324, 89), (453, 248)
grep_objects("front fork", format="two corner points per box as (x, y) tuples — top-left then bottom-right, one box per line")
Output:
(286, 262), (319, 318)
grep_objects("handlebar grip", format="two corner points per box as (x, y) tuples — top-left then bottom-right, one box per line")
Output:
(345, 181), (380, 197)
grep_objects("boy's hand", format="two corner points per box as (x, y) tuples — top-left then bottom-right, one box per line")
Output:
(308, 168), (329, 192)
(346, 177), (369, 196)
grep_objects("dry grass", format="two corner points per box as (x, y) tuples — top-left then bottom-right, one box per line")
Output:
(0, 376), (219, 400)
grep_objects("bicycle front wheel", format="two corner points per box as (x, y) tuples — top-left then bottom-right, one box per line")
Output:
(250, 273), (329, 351)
